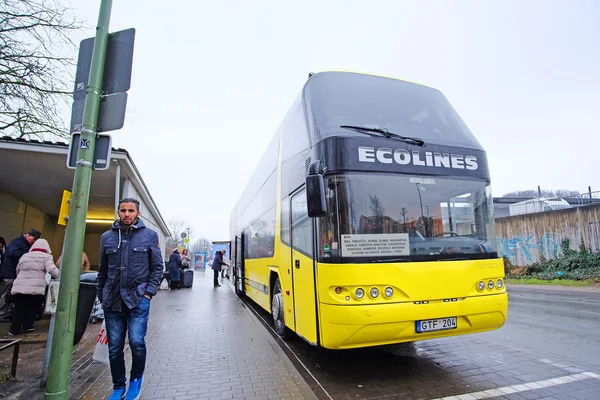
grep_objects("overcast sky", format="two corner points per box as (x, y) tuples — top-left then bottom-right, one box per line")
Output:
(63, 0), (599, 241)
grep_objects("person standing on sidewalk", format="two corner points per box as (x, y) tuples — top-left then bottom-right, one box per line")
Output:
(9, 239), (58, 335)
(211, 250), (228, 287)
(98, 198), (163, 400)
(167, 249), (181, 290)
(0, 229), (41, 322)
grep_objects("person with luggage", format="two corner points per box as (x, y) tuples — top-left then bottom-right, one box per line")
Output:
(180, 249), (194, 288)
(97, 198), (163, 400)
(211, 250), (228, 287)
(219, 249), (230, 280)
(167, 249), (182, 290)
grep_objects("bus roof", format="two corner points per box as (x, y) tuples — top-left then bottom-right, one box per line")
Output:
(301, 71), (483, 150)
(306, 70), (437, 91)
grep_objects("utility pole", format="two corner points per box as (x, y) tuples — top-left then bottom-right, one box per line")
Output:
(45, 1), (112, 398)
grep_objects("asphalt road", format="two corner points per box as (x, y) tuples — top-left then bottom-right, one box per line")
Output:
(243, 282), (600, 399)
(486, 284), (600, 367)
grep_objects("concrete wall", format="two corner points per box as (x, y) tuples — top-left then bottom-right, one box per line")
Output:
(0, 190), (107, 269)
(495, 204), (600, 266)
(0, 190), (60, 256)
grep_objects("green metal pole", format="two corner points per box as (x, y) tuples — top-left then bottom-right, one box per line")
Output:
(45, 1), (112, 398)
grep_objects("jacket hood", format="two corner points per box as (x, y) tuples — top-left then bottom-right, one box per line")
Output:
(111, 217), (146, 231)
(30, 239), (51, 254)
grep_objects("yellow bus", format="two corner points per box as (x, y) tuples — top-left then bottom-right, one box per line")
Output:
(230, 71), (507, 350)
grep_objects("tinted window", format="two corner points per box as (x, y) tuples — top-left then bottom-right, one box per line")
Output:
(291, 189), (313, 255)
(281, 93), (310, 160)
(304, 72), (481, 149)
(246, 205), (276, 259)
(281, 195), (291, 245)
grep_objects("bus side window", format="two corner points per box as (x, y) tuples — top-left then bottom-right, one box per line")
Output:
(291, 189), (313, 256)
(281, 196), (291, 245)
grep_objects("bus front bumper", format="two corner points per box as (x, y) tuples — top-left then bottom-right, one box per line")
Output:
(319, 293), (508, 349)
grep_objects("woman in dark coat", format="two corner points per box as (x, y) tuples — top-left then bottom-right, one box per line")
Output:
(168, 249), (182, 290)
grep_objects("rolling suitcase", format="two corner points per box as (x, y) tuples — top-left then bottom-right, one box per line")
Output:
(183, 269), (194, 288)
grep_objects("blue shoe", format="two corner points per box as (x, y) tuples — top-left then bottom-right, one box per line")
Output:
(108, 387), (126, 400)
(125, 375), (143, 400)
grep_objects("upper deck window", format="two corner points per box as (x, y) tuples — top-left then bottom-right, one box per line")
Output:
(304, 72), (482, 149)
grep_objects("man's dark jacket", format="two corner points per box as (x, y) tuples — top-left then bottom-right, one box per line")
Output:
(212, 251), (226, 271)
(0, 235), (31, 279)
(97, 218), (164, 311)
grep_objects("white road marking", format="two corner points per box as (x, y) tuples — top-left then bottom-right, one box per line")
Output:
(433, 372), (600, 400)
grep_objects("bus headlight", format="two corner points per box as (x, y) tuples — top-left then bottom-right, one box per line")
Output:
(384, 287), (394, 298)
(487, 280), (494, 290)
(370, 287), (379, 298)
(355, 288), (365, 299)
(478, 281), (485, 291)
(497, 279), (504, 289)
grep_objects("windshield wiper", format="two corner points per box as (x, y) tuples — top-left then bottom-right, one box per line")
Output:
(340, 125), (425, 146)
(369, 258), (411, 263)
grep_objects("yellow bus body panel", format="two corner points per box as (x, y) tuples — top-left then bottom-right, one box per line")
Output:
(317, 258), (507, 349)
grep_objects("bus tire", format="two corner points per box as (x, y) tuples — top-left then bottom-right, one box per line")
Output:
(271, 278), (289, 339)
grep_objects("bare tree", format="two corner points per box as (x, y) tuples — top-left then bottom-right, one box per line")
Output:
(1, 0), (82, 140)
(192, 238), (212, 254)
(166, 219), (192, 249)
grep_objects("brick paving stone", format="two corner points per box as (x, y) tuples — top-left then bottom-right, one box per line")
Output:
(78, 270), (316, 400)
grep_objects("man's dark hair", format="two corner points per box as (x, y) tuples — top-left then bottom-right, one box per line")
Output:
(118, 197), (140, 211)
(26, 229), (42, 240)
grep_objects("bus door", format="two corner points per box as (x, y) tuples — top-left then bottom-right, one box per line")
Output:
(290, 188), (318, 344)
(234, 234), (245, 296)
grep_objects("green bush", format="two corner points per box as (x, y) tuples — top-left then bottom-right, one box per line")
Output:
(507, 240), (600, 281)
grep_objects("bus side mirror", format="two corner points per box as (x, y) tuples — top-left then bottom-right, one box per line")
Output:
(306, 160), (327, 218)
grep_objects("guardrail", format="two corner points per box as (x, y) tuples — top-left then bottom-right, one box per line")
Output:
(0, 338), (21, 378)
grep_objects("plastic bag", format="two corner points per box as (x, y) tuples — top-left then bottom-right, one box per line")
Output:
(159, 279), (169, 290)
(92, 320), (110, 365)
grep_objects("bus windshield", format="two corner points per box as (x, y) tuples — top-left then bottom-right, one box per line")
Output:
(305, 72), (482, 149)
(318, 173), (496, 262)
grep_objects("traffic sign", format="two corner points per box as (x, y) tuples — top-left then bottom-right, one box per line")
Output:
(73, 28), (136, 100)
(180, 232), (187, 239)
(67, 133), (112, 170)
(70, 92), (128, 133)
(57, 190), (72, 226)
(184, 238), (190, 244)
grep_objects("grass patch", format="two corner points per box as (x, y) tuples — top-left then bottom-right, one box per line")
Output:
(0, 369), (12, 384)
(505, 277), (598, 287)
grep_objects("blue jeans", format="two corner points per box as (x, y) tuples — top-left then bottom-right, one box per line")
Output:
(104, 297), (151, 389)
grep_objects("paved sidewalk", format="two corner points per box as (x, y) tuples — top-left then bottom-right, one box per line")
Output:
(80, 270), (315, 400)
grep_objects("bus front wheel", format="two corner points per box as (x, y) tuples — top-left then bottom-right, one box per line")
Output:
(271, 278), (289, 339)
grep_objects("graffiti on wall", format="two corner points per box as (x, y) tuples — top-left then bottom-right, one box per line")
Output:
(496, 232), (560, 265)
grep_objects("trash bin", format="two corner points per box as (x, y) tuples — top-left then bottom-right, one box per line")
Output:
(74, 271), (98, 345)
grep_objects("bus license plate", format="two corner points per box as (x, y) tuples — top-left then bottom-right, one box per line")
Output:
(416, 317), (457, 333)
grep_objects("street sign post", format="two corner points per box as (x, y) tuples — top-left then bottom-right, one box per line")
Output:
(67, 133), (112, 170)
(70, 92), (128, 133)
(73, 28), (135, 101)
(46, 1), (136, 398)
(57, 191), (72, 226)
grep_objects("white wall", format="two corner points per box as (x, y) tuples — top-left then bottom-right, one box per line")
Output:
(0, 191), (59, 256)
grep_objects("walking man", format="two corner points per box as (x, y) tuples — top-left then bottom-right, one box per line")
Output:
(212, 250), (228, 287)
(98, 198), (163, 400)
